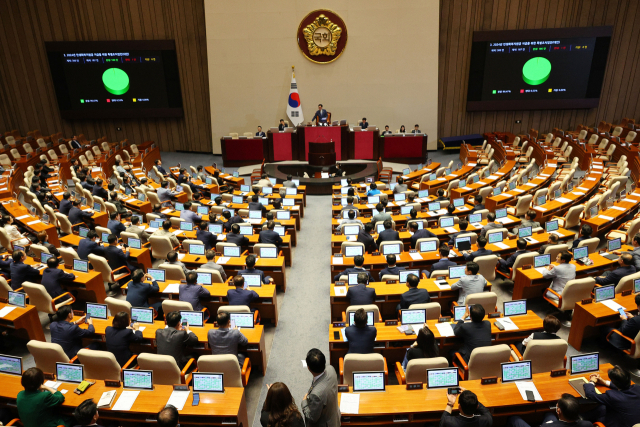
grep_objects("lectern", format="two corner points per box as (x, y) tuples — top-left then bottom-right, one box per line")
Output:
(308, 141), (336, 166)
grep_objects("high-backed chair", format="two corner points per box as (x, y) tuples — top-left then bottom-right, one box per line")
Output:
(606, 328), (640, 363)
(509, 340), (568, 374)
(606, 217), (640, 244)
(340, 354), (387, 386)
(453, 344), (511, 380)
(158, 263), (187, 281)
(544, 278), (596, 313)
(407, 303), (441, 320)
(162, 300), (194, 315)
(555, 205), (584, 231)
(543, 244), (569, 261)
(137, 353), (194, 385)
(58, 247), (80, 268)
(340, 241), (365, 256)
(27, 341), (73, 374)
(150, 235), (178, 259)
(576, 237), (600, 254)
(395, 357), (449, 384)
(474, 255), (499, 282)
(344, 304), (382, 323)
(197, 355), (250, 387)
(217, 305), (260, 325)
(614, 271), (640, 293)
(89, 254), (131, 290)
(105, 297), (132, 318)
(455, 292), (497, 314)
(506, 195), (533, 217)
(77, 349), (135, 380)
(497, 252), (539, 282)
(0, 276), (12, 299)
(195, 268), (225, 284)
(22, 282), (75, 321)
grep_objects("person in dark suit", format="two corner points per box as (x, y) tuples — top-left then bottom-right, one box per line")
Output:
(381, 125), (392, 136)
(70, 135), (82, 149)
(69, 199), (94, 229)
(105, 234), (136, 274)
(105, 311), (143, 367)
(156, 311), (199, 369)
(248, 194), (267, 217)
(376, 219), (400, 247)
(154, 159), (169, 177)
(196, 221), (217, 251)
(125, 269), (161, 311)
(208, 311), (249, 365)
(179, 271), (211, 312)
(440, 390), (492, 427)
(256, 126), (266, 137)
(110, 191), (130, 216)
(595, 253), (636, 286)
(411, 124), (421, 133)
(397, 273), (430, 311)
(59, 192), (73, 216)
(462, 236), (493, 261)
(333, 255), (375, 282)
(77, 230), (105, 260)
(451, 305), (491, 363)
(346, 273), (376, 305)
(584, 365), (640, 427)
(79, 173), (93, 191)
(434, 188), (448, 202)
(448, 220), (471, 248)
(180, 202), (202, 223)
(73, 398), (104, 427)
(227, 275), (259, 307)
(606, 293), (640, 352)
(498, 238), (530, 274)
(469, 195), (485, 214)
(259, 221), (283, 247)
(312, 104), (328, 125)
(92, 179), (108, 199)
(226, 223), (250, 248)
(379, 254), (405, 280)
(360, 118), (368, 130)
(514, 314), (562, 354)
(409, 222), (436, 249)
(614, 233), (640, 270)
(357, 223), (377, 253)
(107, 212), (127, 237)
(344, 308), (377, 354)
(178, 168), (200, 195)
(538, 233), (559, 255)
(238, 254), (273, 284)
(507, 394), (588, 427)
(571, 224), (593, 249)
(50, 306), (96, 358)
(301, 349), (340, 427)
(41, 257), (75, 300)
(0, 254), (13, 278)
(278, 119), (288, 131)
(9, 250), (41, 290)
(221, 210), (241, 232)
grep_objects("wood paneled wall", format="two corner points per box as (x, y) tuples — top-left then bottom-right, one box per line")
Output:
(0, 0), (211, 152)
(439, 0), (640, 138)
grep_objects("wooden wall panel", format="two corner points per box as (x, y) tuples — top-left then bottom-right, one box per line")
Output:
(438, 0), (640, 138)
(0, 0), (211, 152)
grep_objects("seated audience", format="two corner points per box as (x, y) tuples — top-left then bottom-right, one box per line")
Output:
(125, 269), (162, 311)
(74, 398), (102, 427)
(227, 275), (259, 307)
(403, 326), (439, 369)
(156, 311), (198, 369)
(542, 251), (576, 301)
(227, 223), (249, 247)
(166, 250), (190, 276)
(498, 238), (530, 275)
(239, 254), (273, 284)
(584, 365), (640, 427)
(397, 273), (430, 311)
(480, 212), (502, 237)
(346, 272), (376, 305)
(41, 256), (75, 300)
(429, 246), (457, 278)
(606, 294), (640, 352)
(538, 233), (559, 255)
(153, 220), (180, 248)
(440, 389), (492, 427)
(409, 221), (436, 249)
(36, 230), (59, 256)
(337, 209), (363, 231)
(510, 210), (541, 237)
(452, 305), (491, 363)
(376, 219), (399, 246)
(260, 382), (305, 427)
(158, 404), (180, 427)
(77, 230), (105, 260)
(571, 224), (593, 249)
(469, 195), (485, 213)
(259, 220), (284, 247)
(199, 250), (227, 281)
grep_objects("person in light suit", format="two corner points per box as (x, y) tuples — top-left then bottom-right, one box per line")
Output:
(157, 181), (179, 203)
(301, 349), (340, 427)
(180, 201), (202, 223)
(207, 311), (248, 366)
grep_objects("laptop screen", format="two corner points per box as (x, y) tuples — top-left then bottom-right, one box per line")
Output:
(229, 312), (254, 328)
(545, 220), (559, 232)
(192, 373), (224, 393)
(418, 190), (429, 198)
(468, 213), (482, 224)
(223, 246), (240, 257)
(399, 270), (419, 283)
(368, 195), (380, 204)
(534, 254), (550, 268)
(537, 196), (546, 206)
(40, 252), (54, 264)
(123, 369), (153, 390)
(493, 187), (501, 196)
(180, 222), (194, 231)
(400, 206), (412, 215)
(394, 193), (406, 202)
(262, 187), (273, 195)
(131, 308), (155, 324)
(241, 185), (250, 192)
(343, 225), (360, 236)
(439, 217), (454, 228)
(196, 272), (212, 285)
(147, 269), (166, 282)
(455, 236), (471, 249)
(509, 180), (517, 190)
(570, 353), (599, 374)
(453, 198), (464, 207)
(518, 227), (532, 238)
(243, 274), (262, 287)
(381, 243), (401, 255)
(449, 266), (467, 279)
(348, 311), (374, 326)
(426, 368), (459, 389)
(150, 220), (163, 229)
(249, 210), (262, 219)
(232, 196), (243, 204)
(7, 291), (25, 308)
(501, 361), (532, 383)
(594, 285), (615, 303)
(0, 354), (22, 376)
(56, 362), (84, 383)
(73, 259), (89, 273)
(286, 188), (297, 195)
(495, 208), (507, 219)
(282, 199), (295, 206)
(352, 372), (385, 392)
(260, 247), (278, 258)
(504, 299), (527, 316)
(344, 245), (363, 257)
(607, 238), (622, 252)
(428, 202), (440, 212)
(401, 309), (426, 325)
(403, 168), (411, 175)
(209, 224), (223, 234)
(78, 227), (89, 238)
(93, 202), (102, 212)
(180, 311), (204, 327)
(419, 240), (437, 252)
(635, 278), (640, 294)
(86, 303), (108, 320)
(101, 232), (109, 243)
(189, 244), (205, 255)
(128, 238), (141, 249)
(487, 232), (503, 244)
(453, 306), (467, 321)
(573, 246), (588, 260)
(277, 211), (291, 220)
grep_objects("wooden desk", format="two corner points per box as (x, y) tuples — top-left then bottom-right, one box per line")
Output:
(450, 161), (516, 202)
(581, 191), (640, 237)
(397, 163), (440, 187)
(484, 164), (557, 211)
(204, 166), (245, 188)
(0, 301), (45, 341)
(418, 165), (475, 194)
(58, 235), (154, 272)
(0, 198), (60, 247)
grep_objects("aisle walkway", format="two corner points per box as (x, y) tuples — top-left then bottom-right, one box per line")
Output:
(250, 195), (332, 427)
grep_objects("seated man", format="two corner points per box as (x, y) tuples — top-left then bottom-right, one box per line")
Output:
(607, 294), (640, 352)
(50, 306), (96, 359)
(248, 195), (267, 217)
(156, 311), (198, 369)
(397, 273), (429, 311)
(379, 254), (405, 280)
(207, 311), (249, 366)
(538, 233), (559, 255)
(226, 223), (249, 247)
(442, 204), (456, 219)
(282, 174), (297, 188)
(77, 230), (106, 260)
(357, 223), (377, 253)
(507, 393), (590, 427)
(59, 192), (72, 215)
(155, 159), (169, 177)
(542, 251), (576, 301)
(469, 195), (484, 213)
(157, 181), (179, 202)
(177, 168), (200, 195)
(571, 224), (593, 249)
(344, 308), (377, 354)
(367, 183), (381, 197)
(196, 221), (217, 251)
(333, 255), (375, 283)
(69, 199), (94, 229)
(257, 173), (272, 188)
(223, 210), (243, 233)
(278, 119), (288, 132)
(346, 272), (376, 305)
(126, 215), (151, 244)
(360, 118), (368, 129)
(452, 304), (491, 363)
(435, 188), (448, 202)
(92, 178), (108, 199)
(429, 246), (457, 278)
(10, 250), (42, 290)
(109, 191), (130, 217)
(258, 220), (283, 247)
(337, 209), (363, 231)
(614, 232), (640, 269)
(74, 399), (102, 427)
(227, 275), (259, 307)
(462, 236), (493, 261)
(480, 212), (502, 237)
(595, 253), (636, 287)
(238, 254), (273, 284)
(126, 269), (162, 311)
(448, 220), (470, 248)
(41, 257), (75, 300)
(180, 201), (202, 223)
(179, 271), (211, 312)
(411, 124), (421, 134)
(393, 177), (408, 194)
(498, 238), (530, 274)
(107, 212), (127, 237)
(199, 250), (227, 281)
(441, 389), (492, 427)
(371, 203), (392, 224)
(451, 261), (487, 306)
(166, 250), (190, 276)
(409, 221), (436, 249)
(256, 126), (266, 137)
(510, 210), (541, 237)
(153, 220), (180, 248)
(381, 125), (392, 136)
(341, 196), (359, 217)
(376, 219), (400, 247)
(514, 314), (562, 354)
(584, 365), (640, 427)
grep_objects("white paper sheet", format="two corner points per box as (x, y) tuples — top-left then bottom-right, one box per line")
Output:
(172, 230), (183, 235)
(163, 283), (180, 294)
(177, 253), (186, 260)
(571, 192), (585, 196)
(435, 281), (451, 290)
(0, 306), (16, 318)
(598, 215), (614, 221)
(577, 187), (589, 191)
(445, 227), (458, 233)
(27, 220), (41, 225)
(162, 208), (173, 214)
(334, 287), (347, 296)
(555, 197), (572, 203)
(44, 381), (61, 389)
(112, 390), (140, 411)
(15, 215), (29, 220)
(535, 267), (548, 275)
(166, 390), (190, 411)
(621, 198), (639, 204)
(435, 322), (455, 337)
(494, 242), (510, 250)
(366, 204), (374, 209)
(488, 175), (498, 180)
(524, 237), (539, 244)
(515, 381), (542, 401)
(513, 189), (525, 193)
(533, 206), (547, 212)
(333, 257), (344, 265)
(611, 206), (626, 211)
(498, 317), (519, 331)
(98, 390), (117, 408)
(496, 218), (513, 224)
(461, 186), (472, 191)
(524, 183), (536, 187)
(340, 393), (360, 414)
(600, 299), (623, 312)
(468, 163), (477, 167)
(409, 252), (423, 260)
(586, 177), (597, 181)
(216, 256), (230, 265)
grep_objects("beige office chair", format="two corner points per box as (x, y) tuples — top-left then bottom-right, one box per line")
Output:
(182, 239), (203, 253)
(30, 244), (50, 261)
(105, 297), (132, 318)
(196, 268), (225, 284)
(162, 300), (193, 315)
(150, 235), (178, 259)
(577, 238), (600, 254)
(497, 252), (539, 282)
(217, 305), (260, 325)
(614, 271), (640, 293)
(216, 242), (238, 253)
(543, 244), (569, 261)
(486, 228), (508, 241)
(170, 217), (185, 228)
(606, 328), (640, 362)
(510, 340), (567, 374)
(395, 357), (449, 384)
(506, 195), (533, 217)
(0, 277), (12, 299)
(340, 241), (365, 256)
(408, 303), (441, 320)
(606, 217), (640, 244)
(454, 344), (511, 380)
(544, 277), (596, 312)
(77, 349), (135, 380)
(22, 282), (75, 320)
(344, 304), (382, 323)
(555, 205), (584, 231)
(120, 231), (138, 246)
(27, 341), (72, 373)
(474, 255), (499, 282)
(197, 355), (250, 387)
(58, 247), (80, 268)
(137, 353), (194, 385)
(340, 354), (387, 386)
(89, 254), (131, 288)
(459, 292), (497, 314)
(158, 263), (187, 281)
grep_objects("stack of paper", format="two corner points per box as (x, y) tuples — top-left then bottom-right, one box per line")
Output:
(340, 394), (360, 414)
(498, 317), (519, 331)
(445, 227), (458, 233)
(333, 257), (344, 265)
(409, 252), (423, 260)
(166, 390), (191, 410)
(97, 390), (117, 408)
(494, 242), (510, 250)
(600, 299), (623, 313)
(0, 306), (16, 317)
(217, 257), (230, 265)
(112, 390), (140, 411)
(435, 322), (455, 337)
(515, 382), (542, 401)
(163, 283), (180, 294)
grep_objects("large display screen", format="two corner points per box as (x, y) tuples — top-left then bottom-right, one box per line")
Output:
(45, 40), (183, 119)
(467, 27), (612, 111)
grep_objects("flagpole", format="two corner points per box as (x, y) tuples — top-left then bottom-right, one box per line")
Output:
(292, 65), (295, 78)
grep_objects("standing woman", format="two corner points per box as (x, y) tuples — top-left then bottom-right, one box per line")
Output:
(261, 382), (305, 427)
(105, 311), (143, 367)
(2, 215), (31, 247)
(399, 125), (406, 133)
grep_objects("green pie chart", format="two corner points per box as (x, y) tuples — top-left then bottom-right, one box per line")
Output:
(522, 57), (551, 85)
(102, 68), (130, 95)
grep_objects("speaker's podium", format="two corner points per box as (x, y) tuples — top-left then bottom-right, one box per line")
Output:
(308, 141), (336, 166)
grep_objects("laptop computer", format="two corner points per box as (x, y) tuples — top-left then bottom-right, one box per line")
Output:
(73, 259), (89, 273)
(56, 362), (84, 383)
(230, 312), (254, 328)
(147, 269), (166, 282)
(602, 238), (622, 260)
(0, 354), (22, 376)
(503, 299), (527, 317)
(7, 291), (25, 308)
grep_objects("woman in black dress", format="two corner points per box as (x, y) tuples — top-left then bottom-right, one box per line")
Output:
(105, 311), (143, 367)
(399, 125), (406, 133)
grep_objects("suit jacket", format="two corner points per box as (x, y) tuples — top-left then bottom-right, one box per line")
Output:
(77, 239), (105, 260)
(248, 201), (267, 217)
(256, 131), (266, 137)
(223, 215), (244, 232)
(10, 261), (41, 290)
(157, 165), (168, 176)
(346, 284), (376, 305)
(105, 326), (143, 367)
(410, 228), (436, 249)
(376, 229), (400, 246)
(500, 249), (530, 270)
(379, 265), (405, 281)
(180, 209), (202, 223)
(0, 258), (13, 278)
(70, 139), (81, 149)
(596, 265), (636, 286)
(42, 268), (75, 299)
(463, 247), (493, 261)
(360, 121), (369, 129)
(301, 365), (340, 427)
(357, 230), (377, 253)
(207, 327), (249, 365)
(345, 325), (377, 354)
(480, 221), (503, 237)
(334, 267), (375, 283)
(453, 320), (492, 362)
(259, 229), (283, 247)
(439, 402), (492, 427)
(584, 383), (640, 427)
(411, 129), (421, 133)
(155, 327), (199, 368)
(470, 203), (485, 213)
(278, 123), (288, 131)
(81, 181), (93, 191)
(282, 180), (297, 188)
(430, 258), (457, 277)
(227, 288), (259, 306)
(69, 206), (93, 226)
(571, 236), (588, 249)
(238, 267), (271, 284)
(157, 187), (177, 202)
(179, 284), (210, 311)
(371, 212), (392, 225)
(59, 199), (72, 215)
(107, 219), (126, 237)
(92, 185), (108, 200)
(227, 233), (249, 247)
(126, 280), (159, 308)
(41, 241), (60, 257)
(610, 316), (640, 350)
(312, 109), (328, 123)
(126, 225), (151, 244)
(451, 275), (487, 305)
(200, 261), (227, 281)
(399, 287), (431, 310)
(196, 229), (217, 251)
(104, 245), (135, 272)
(625, 246), (640, 270)
(50, 320), (95, 358)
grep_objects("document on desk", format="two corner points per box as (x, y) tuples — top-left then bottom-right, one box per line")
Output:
(97, 390), (117, 408)
(611, 206), (626, 211)
(512, 189), (525, 193)
(409, 252), (423, 260)
(112, 390), (140, 411)
(571, 192), (585, 196)
(340, 393), (360, 414)
(16, 215), (29, 220)
(341, 328), (348, 342)
(496, 218), (513, 224)
(493, 242), (510, 250)
(600, 299), (623, 313)
(434, 281), (451, 290)
(366, 204), (375, 209)
(555, 197), (572, 204)
(27, 220), (41, 225)
(498, 317), (519, 331)
(334, 287), (347, 296)
(598, 215), (614, 221)
(44, 381), (61, 389)
(333, 257), (344, 265)
(166, 390), (191, 411)
(533, 206), (547, 212)
(461, 187), (472, 191)
(535, 267), (548, 275)
(445, 227), (458, 233)
(0, 306), (16, 318)
(515, 381), (542, 401)
(177, 253), (186, 260)
(216, 257), (230, 265)
(163, 283), (180, 294)
(435, 322), (455, 337)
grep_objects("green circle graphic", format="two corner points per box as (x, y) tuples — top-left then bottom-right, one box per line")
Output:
(522, 57), (551, 85)
(102, 68), (130, 95)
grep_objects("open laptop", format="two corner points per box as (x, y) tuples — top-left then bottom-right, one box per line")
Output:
(192, 373), (224, 393)
(73, 259), (89, 273)
(501, 360), (532, 383)
(180, 311), (204, 327)
(602, 238), (622, 260)
(123, 369), (154, 391)
(7, 291), (25, 308)
(0, 354), (22, 376)
(455, 236), (472, 251)
(348, 311), (374, 326)
(352, 372), (385, 392)
(503, 299), (527, 317)
(449, 266), (466, 280)
(86, 303), (108, 320)
(594, 285), (615, 303)
(533, 254), (551, 275)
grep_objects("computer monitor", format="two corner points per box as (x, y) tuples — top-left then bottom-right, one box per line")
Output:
(56, 362), (84, 383)
(341, 187), (349, 195)
(125, 186), (132, 195)
(418, 190), (429, 198)
(123, 369), (154, 390)
(147, 269), (166, 282)
(189, 244), (206, 255)
(419, 240), (437, 253)
(503, 299), (527, 317)
(400, 206), (413, 215)
(573, 246), (588, 260)
(570, 352), (599, 374)
(635, 278), (640, 294)
(426, 368), (459, 389)
(518, 227), (532, 238)
(42, 214), (50, 224)
(243, 274), (262, 287)
(240, 185), (250, 192)
(493, 187), (502, 196)
(449, 266), (467, 279)
(554, 188), (562, 199)
(567, 181), (574, 192)
(192, 373), (224, 393)
(347, 273), (363, 286)
(473, 175), (480, 183)
(209, 224), (223, 234)
(229, 312), (254, 328)
(343, 225), (360, 236)
(381, 243), (401, 255)
(394, 193), (406, 202)
(439, 217), (454, 228)
(238, 225), (252, 236)
(260, 247), (278, 258)
(468, 213), (482, 224)
(589, 205), (598, 218)
(399, 270), (420, 283)
(403, 168), (411, 175)
(341, 179), (348, 186)
(445, 168), (451, 175)
(196, 272), (212, 285)
(522, 175), (529, 184)
(13, 245), (24, 254)
(376, 224), (385, 234)
(594, 285), (615, 303)
(545, 220), (559, 233)
(509, 180), (517, 190)
(180, 222), (194, 231)
(429, 173), (437, 181)
(607, 238), (622, 252)
(262, 187), (273, 195)
(7, 291), (25, 308)
(180, 311), (204, 327)
(292, 179), (300, 186)
(73, 259), (89, 273)
(344, 245), (364, 257)
(537, 195), (546, 206)
(150, 220), (163, 229)
(93, 202), (102, 212)
(495, 208), (507, 219)
(137, 193), (146, 202)
(352, 372), (385, 392)
(78, 227), (89, 238)
(176, 185), (184, 193)
(428, 202), (440, 212)
(233, 171), (239, 178)
(534, 254), (550, 268)
(368, 196), (380, 205)
(455, 237), (471, 250)
(40, 252), (54, 264)
(101, 232), (109, 243)
(277, 211), (291, 220)
(501, 361), (532, 383)
(487, 232), (503, 244)
(453, 306), (467, 321)
(249, 210), (262, 219)
(400, 309), (426, 325)
(128, 238), (141, 249)
(286, 188), (297, 196)
(282, 199), (295, 206)
(86, 303), (108, 320)
(348, 311), (374, 326)
(224, 246), (241, 257)
(232, 195), (243, 204)
(131, 307), (155, 324)
(0, 354), (22, 376)
(259, 197), (270, 205)
(453, 198), (464, 208)
(80, 197), (87, 206)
